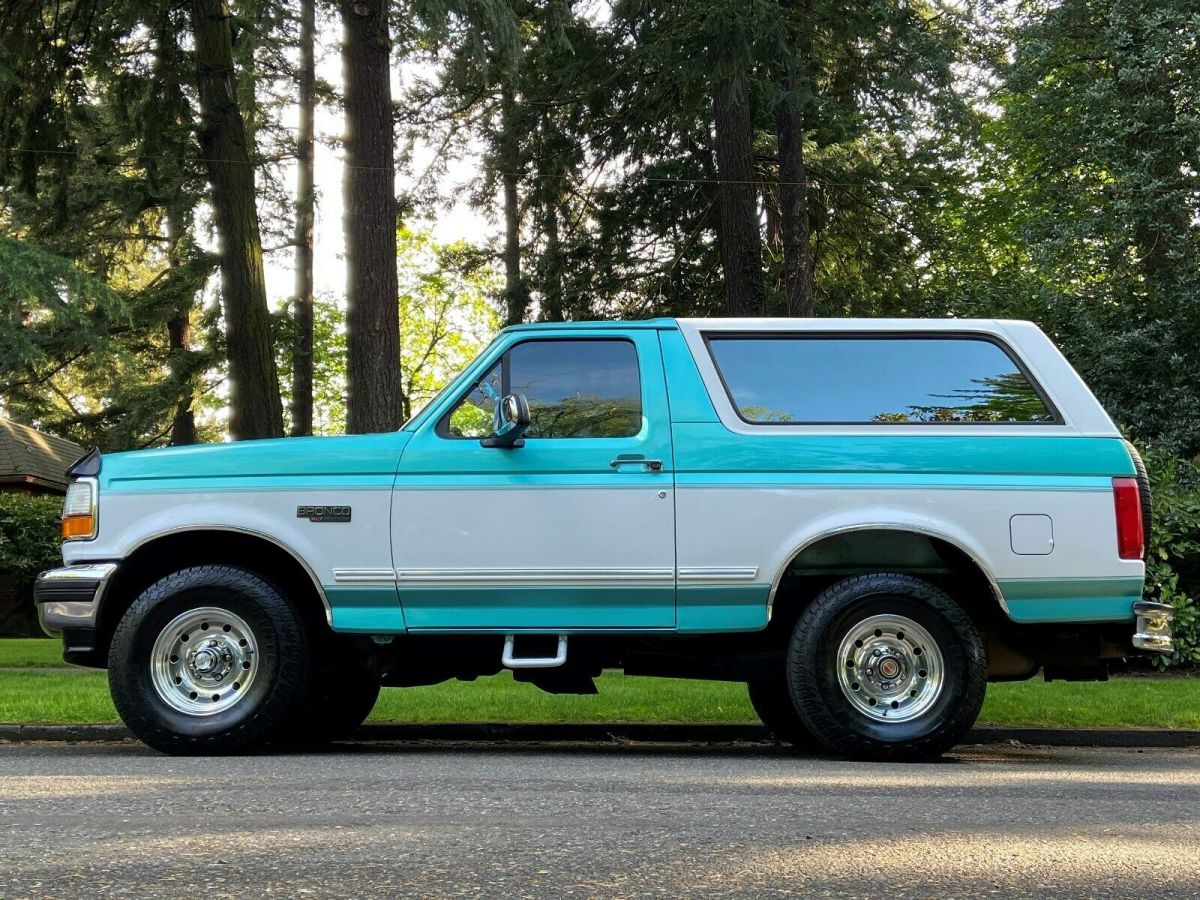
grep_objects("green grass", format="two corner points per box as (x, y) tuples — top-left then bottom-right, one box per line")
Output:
(2, 648), (1200, 730)
(0, 638), (70, 668)
(979, 677), (1200, 729)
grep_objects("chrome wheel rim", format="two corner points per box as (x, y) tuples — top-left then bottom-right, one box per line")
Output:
(835, 613), (944, 723)
(150, 607), (260, 716)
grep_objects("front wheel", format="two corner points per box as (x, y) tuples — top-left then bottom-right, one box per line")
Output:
(275, 661), (381, 746)
(746, 668), (819, 750)
(787, 573), (986, 761)
(108, 565), (310, 755)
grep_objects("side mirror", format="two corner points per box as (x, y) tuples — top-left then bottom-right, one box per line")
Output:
(481, 393), (530, 448)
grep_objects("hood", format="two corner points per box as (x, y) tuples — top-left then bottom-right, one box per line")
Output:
(98, 432), (410, 490)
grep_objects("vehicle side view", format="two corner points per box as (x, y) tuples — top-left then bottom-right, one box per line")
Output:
(35, 318), (1173, 759)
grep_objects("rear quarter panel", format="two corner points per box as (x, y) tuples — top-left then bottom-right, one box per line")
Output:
(667, 320), (1144, 628)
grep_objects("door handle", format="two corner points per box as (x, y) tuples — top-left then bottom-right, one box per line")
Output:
(610, 456), (664, 472)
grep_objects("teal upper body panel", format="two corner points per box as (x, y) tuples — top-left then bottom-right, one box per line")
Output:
(671, 426), (1135, 478)
(100, 432), (411, 492)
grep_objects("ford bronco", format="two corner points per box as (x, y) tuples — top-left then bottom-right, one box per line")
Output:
(35, 318), (1172, 759)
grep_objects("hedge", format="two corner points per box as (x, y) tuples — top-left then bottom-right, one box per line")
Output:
(1141, 451), (1200, 668)
(0, 493), (63, 636)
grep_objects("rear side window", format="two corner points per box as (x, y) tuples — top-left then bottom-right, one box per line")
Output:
(445, 339), (643, 438)
(706, 335), (1057, 425)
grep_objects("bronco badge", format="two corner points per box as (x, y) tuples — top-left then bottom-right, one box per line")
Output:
(297, 505), (351, 523)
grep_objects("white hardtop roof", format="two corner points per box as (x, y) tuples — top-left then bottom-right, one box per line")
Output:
(674, 318), (1120, 438)
(675, 318), (1035, 332)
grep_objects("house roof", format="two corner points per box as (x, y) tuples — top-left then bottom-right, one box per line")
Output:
(0, 419), (85, 491)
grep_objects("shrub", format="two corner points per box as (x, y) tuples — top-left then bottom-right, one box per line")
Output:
(1141, 451), (1200, 668)
(0, 493), (63, 636)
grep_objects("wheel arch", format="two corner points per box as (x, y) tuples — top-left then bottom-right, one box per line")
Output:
(96, 527), (333, 664)
(768, 523), (1008, 625)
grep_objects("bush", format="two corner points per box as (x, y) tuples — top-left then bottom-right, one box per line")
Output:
(0, 493), (63, 636)
(1141, 451), (1200, 668)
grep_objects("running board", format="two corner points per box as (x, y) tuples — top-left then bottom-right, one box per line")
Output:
(502, 635), (568, 669)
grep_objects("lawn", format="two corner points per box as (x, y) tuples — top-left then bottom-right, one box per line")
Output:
(2, 638), (1198, 730)
(0, 638), (71, 668)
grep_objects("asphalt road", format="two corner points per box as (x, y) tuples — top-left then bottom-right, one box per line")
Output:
(0, 741), (1198, 898)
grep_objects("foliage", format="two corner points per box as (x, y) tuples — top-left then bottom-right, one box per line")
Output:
(396, 229), (502, 420)
(922, 0), (1200, 453)
(1142, 451), (1200, 668)
(0, 493), (62, 636)
(0, 493), (61, 582)
(285, 229), (502, 434)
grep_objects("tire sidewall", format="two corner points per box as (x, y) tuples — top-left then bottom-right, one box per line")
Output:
(789, 576), (987, 759)
(109, 567), (308, 753)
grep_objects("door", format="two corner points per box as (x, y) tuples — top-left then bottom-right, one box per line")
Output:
(391, 330), (676, 631)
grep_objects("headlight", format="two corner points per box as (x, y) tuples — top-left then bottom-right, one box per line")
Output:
(61, 478), (97, 541)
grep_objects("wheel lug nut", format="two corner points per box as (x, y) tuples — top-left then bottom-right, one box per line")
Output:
(872, 649), (882, 657)
(866, 668), (873, 675)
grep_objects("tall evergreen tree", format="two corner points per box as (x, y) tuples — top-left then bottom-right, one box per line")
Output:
(190, 0), (285, 440)
(291, 0), (316, 437)
(341, 0), (402, 434)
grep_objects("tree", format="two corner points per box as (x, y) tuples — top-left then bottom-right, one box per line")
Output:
(190, 0), (284, 440)
(705, 3), (767, 315)
(341, 0), (403, 434)
(923, 0), (1200, 452)
(0, 1), (218, 449)
(299, 230), (501, 434)
(291, 0), (316, 437)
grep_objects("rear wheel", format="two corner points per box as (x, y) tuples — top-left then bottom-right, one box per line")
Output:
(108, 565), (310, 755)
(787, 573), (986, 761)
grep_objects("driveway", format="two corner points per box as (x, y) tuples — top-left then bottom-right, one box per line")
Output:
(0, 741), (1196, 898)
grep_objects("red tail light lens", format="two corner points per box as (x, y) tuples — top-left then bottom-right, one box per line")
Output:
(1113, 477), (1144, 560)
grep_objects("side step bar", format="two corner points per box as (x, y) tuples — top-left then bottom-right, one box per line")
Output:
(502, 635), (568, 669)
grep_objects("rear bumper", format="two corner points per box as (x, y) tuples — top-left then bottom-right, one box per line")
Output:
(1132, 600), (1174, 654)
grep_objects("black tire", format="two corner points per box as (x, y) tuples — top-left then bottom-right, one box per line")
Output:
(1124, 440), (1153, 536)
(787, 573), (986, 762)
(747, 669), (820, 750)
(108, 565), (311, 756)
(275, 662), (381, 746)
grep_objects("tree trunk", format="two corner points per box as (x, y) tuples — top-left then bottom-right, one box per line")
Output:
(541, 202), (564, 322)
(712, 75), (765, 316)
(167, 311), (197, 446)
(500, 86), (528, 326)
(155, 20), (198, 446)
(341, 0), (402, 434)
(189, 0), (283, 440)
(777, 92), (814, 317)
(166, 209), (197, 446)
(291, 0), (315, 437)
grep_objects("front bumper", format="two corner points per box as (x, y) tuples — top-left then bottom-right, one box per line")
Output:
(33, 563), (117, 638)
(1132, 600), (1174, 654)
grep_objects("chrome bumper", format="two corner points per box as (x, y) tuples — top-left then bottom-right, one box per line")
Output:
(33, 563), (118, 637)
(1132, 600), (1174, 654)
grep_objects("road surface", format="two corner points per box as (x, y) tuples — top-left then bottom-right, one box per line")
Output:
(0, 741), (1197, 898)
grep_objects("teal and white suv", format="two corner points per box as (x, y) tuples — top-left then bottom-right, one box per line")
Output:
(35, 318), (1171, 759)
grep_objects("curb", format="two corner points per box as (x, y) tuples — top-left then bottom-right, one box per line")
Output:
(2, 722), (1200, 748)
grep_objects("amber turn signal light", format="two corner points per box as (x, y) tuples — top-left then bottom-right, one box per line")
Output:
(61, 514), (96, 540)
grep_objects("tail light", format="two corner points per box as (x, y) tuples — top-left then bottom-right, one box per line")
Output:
(1113, 477), (1144, 560)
